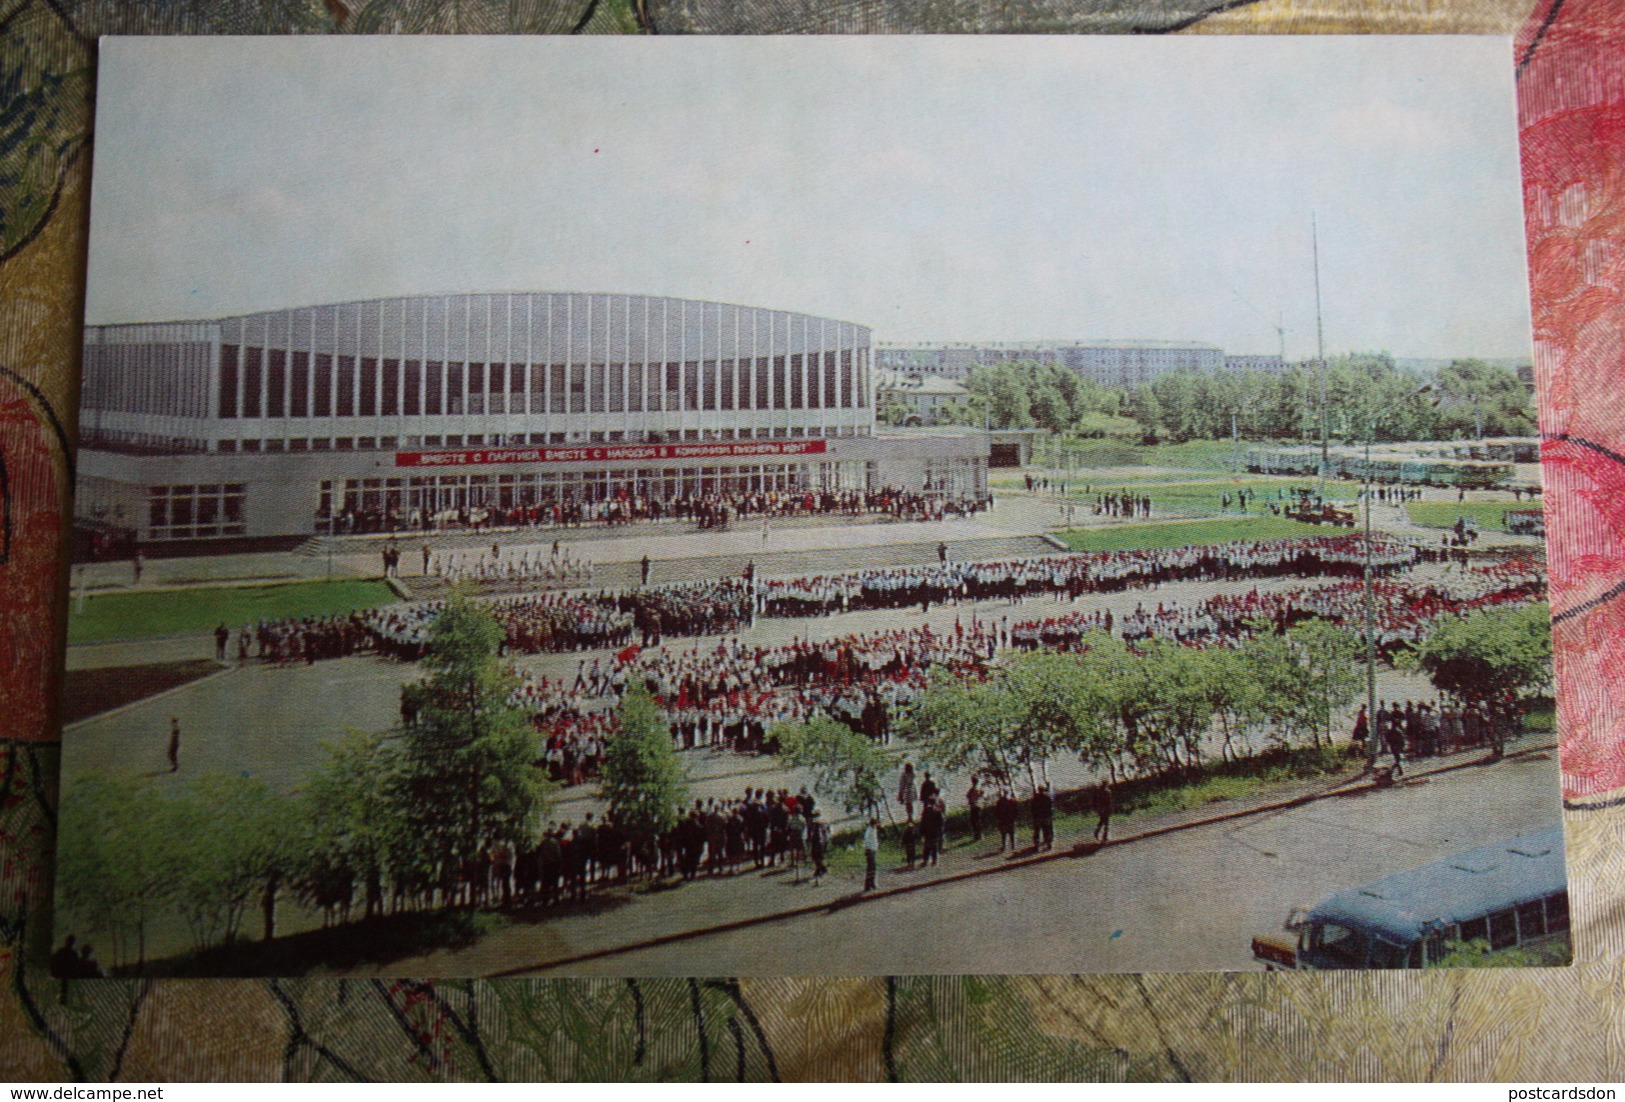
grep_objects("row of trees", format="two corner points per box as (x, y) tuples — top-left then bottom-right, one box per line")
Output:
(771, 604), (1553, 818)
(932, 355), (1534, 444)
(766, 623), (1367, 821)
(914, 623), (1362, 799)
(58, 597), (692, 970)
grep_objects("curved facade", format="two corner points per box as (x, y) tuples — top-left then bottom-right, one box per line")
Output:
(83, 293), (873, 454)
(77, 295), (989, 542)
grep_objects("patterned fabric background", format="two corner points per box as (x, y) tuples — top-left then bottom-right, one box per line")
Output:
(5, 0), (1625, 1081)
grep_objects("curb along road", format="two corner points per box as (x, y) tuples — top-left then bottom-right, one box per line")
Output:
(488, 739), (1558, 976)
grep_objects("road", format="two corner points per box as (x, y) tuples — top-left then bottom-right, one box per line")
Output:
(525, 750), (1563, 975)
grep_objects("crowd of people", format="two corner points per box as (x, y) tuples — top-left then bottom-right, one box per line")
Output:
(511, 622), (1000, 777)
(234, 536), (1477, 673)
(241, 578), (759, 666)
(755, 535), (1421, 618)
(1355, 696), (1524, 772)
(423, 542), (596, 586)
(487, 556), (1546, 790)
(227, 614), (382, 665)
(1094, 491), (1153, 519)
(297, 557), (1546, 922)
(322, 486), (988, 539)
(229, 533), (1544, 808)
(1369, 484), (1425, 504)
(1204, 561), (1545, 656)
(236, 539), (1538, 694)
(379, 787), (836, 913)
(999, 559), (1542, 657)
(671, 487), (989, 529)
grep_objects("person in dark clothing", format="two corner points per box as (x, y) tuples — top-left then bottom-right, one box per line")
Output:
(1092, 782), (1114, 842)
(920, 798), (943, 866)
(50, 936), (80, 994)
(167, 717), (181, 773)
(807, 814), (827, 882)
(966, 775), (983, 841)
(901, 820), (917, 869)
(994, 790), (1018, 853)
(78, 943), (104, 978)
(1384, 709), (1406, 776)
(1031, 785), (1054, 851)
(863, 818), (879, 891)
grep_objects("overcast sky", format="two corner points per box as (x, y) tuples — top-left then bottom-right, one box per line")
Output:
(87, 36), (1531, 360)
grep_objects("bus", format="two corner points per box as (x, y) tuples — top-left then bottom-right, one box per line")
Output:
(1252, 824), (1569, 970)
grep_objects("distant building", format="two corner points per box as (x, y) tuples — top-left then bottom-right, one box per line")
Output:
(78, 293), (991, 543)
(875, 368), (968, 425)
(1224, 354), (1288, 376)
(874, 339), (1226, 388)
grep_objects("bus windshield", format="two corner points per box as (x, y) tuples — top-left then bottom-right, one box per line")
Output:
(1309, 922), (1368, 967)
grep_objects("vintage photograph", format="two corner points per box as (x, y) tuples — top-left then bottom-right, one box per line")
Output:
(52, 35), (1565, 978)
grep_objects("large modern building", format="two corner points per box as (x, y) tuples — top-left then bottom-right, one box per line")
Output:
(77, 293), (988, 543)
(873, 339), (1227, 388)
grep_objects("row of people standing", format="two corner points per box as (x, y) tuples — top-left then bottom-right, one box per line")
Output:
(1355, 697), (1523, 771)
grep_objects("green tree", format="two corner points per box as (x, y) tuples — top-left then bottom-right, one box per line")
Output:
(1285, 621), (1364, 748)
(876, 388), (913, 426)
(1200, 645), (1271, 761)
(55, 776), (181, 969)
(1131, 386), (1164, 443)
(1435, 358), (1535, 439)
(906, 668), (1023, 788)
(302, 730), (412, 926)
(394, 595), (550, 900)
(772, 716), (890, 814)
(599, 682), (689, 850)
(1242, 622), (1362, 749)
(1150, 372), (1204, 441)
(1000, 648), (1121, 786)
(1133, 641), (1218, 774)
(909, 645), (1128, 793)
(963, 364), (1040, 430)
(168, 773), (292, 951)
(1414, 604), (1554, 755)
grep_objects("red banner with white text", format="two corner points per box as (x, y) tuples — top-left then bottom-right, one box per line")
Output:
(395, 439), (828, 468)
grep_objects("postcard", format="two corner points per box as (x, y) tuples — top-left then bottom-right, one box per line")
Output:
(52, 35), (1565, 977)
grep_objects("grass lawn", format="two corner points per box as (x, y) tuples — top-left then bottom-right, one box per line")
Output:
(1052, 438), (1256, 472)
(67, 578), (398, 644)
(1057, 516), (1331, 553)
(1069, 478), (1357, 513)
(1406, 500), (1528, 533)
(61, 659), (224, 724)
(1524, 702), (1556, 733)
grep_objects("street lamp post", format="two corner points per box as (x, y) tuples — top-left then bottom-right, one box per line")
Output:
(1361, 426), (1378, 769)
